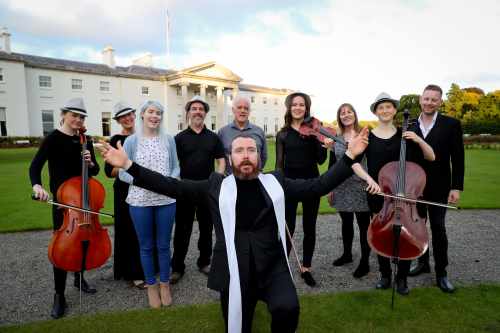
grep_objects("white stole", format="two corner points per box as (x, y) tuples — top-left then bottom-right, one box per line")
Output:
(218, 173), (292, 333)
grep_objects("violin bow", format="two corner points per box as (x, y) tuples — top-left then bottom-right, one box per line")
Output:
(31, 194), (115, 218)
(374, 192), (457, 209)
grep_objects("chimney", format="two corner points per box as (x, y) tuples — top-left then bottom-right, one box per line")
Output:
(132, 53), (153, 67)
(102, 45), (115, 68)
(0, 27), (11, 53)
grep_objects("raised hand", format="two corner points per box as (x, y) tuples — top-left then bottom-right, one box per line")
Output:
(98, 141), (131, 169)
(347, 127), (369, 158)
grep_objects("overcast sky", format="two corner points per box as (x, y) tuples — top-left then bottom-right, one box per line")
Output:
(1, 0), (499, 120)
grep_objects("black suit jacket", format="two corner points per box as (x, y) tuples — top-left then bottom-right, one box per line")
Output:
(126, 155), (356, 292)
(411, 113), (464, 202)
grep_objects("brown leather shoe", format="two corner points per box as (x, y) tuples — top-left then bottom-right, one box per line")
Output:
(170, 272), (184, 285)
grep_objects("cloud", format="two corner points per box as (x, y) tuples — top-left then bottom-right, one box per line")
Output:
(2, 0), (499, 120)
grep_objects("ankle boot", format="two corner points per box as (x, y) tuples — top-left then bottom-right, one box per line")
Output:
(74, 273), (97, 294)
(147, 283), (161, 309)
(333, 253), (353, 266)
(50, 293), (67, 319)
(353, 261), (370, 278)
(159, 282), (172, 306)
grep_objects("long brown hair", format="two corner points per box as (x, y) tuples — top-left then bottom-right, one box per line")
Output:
(283, 92), (311, 129)
(336, 103), (360, 134)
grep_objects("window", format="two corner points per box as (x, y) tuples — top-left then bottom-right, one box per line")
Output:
(275, 118), (279, 133)
(207, 92), (214, 100)
(263, 117), (268, 134)
(102, 112), (111, 136)
(0, 107), (6, 136)
(211, 116), (216, 131)
(177, 114), (183, 131)
(274, 98), (278, 105)
(100, 81), (110, 92)
(251, 117), (256, 124)
(71, 79), (82, 90)
(176, 86), (182, 96)
(251, 96), (255, 103)
(141, 86), (150, 96)
(39, 75), (52, 88)
(229, 95), (233, 101)
(0, 68), (4, 82)
(263, 97), (267, 104)
(41, 110), (54, 136)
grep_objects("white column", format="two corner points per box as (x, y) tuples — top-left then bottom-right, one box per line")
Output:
(200, 84), (208, 99)
(180, 82), (189, 128)
(216, 86), (225, 130)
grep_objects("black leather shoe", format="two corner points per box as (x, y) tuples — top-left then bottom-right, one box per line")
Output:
(376, 277), (391, 289)
(301, 271), (317, 287)
(396, 278), (410, 296)
(74, 276), (97, 294)
(437, 276), (455, 293)
(333, 254), (353, 266)
(352, 262), (370, 278)
(50, 293), (67, 319)
(408, 261), (430, 277)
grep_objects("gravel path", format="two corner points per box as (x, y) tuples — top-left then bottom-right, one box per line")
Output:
(1, 210), (499, 326)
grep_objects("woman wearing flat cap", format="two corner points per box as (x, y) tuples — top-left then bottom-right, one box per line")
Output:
(29, 97), (100, 319)
(351, 92), (435, 296)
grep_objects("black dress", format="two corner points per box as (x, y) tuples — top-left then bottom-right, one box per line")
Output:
(275, 127), (327, 267)
(104, 134), (144, 281)
(363, 128), (424, 279)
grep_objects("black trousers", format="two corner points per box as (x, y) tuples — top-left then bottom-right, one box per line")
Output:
(171, 199), (213, 273)
(285, 196), (320, 268)
(220, 269), (300, 333)
(338, 211), (371, 262)
(418, 203), (449, 277)
(378, 255), (411, 280)
(52, 206), (85, 295)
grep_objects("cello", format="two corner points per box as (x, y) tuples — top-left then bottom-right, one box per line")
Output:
(47, 127), (112, 273)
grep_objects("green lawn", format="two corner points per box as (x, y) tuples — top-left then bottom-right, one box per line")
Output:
(0, 146), (499, 233)
(2, 284), (500, 332)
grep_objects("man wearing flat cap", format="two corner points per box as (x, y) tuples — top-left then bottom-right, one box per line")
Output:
(170, 96), (226, 284)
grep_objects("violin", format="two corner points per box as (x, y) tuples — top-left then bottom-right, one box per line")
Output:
(299, 116), (341, 146)
(367, 110), (429, 261)
(47, 127), (112, 272)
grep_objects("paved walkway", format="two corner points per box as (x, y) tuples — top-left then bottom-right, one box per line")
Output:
(1, 210), (499, 326)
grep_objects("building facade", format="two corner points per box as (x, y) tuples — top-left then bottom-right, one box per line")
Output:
(0, 29), (293, 138)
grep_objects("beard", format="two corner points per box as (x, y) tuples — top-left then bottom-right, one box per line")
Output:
(232, 159), (260, 180)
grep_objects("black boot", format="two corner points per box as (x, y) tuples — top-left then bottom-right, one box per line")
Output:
(74, 273), (97, 294)
(301, 271), (317, 287)
(352, 261), (370, 278)
(332, 253), (353, 266)
(396, 278), (410, 295)
(50, 293), (67, 319)
(376, 277), (391, 289)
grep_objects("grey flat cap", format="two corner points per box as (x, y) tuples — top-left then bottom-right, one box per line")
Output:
(60, 97), (87, 116)
(185, 95), (210, 113)
(370, 92), (399, 113)
(113, 101), (136, 119)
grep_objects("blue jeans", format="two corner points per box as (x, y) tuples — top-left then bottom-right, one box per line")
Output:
(129, 203), (176, 285)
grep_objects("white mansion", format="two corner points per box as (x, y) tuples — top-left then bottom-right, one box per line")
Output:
(0, 29), (294, 137)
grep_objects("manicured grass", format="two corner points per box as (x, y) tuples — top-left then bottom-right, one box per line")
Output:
(0, 146), (499, 233)
(2, 284), (500, 332)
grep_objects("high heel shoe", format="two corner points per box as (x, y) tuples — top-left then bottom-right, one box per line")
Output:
(159, 282), (172, 307)
(147, 283), (161, 309)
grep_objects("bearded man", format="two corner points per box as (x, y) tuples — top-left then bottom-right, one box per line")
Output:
(100, 129), (369, 333)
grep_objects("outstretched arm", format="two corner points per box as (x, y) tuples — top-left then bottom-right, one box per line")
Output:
(99, 141), (208, 202)
(284, 127), (370, 200)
